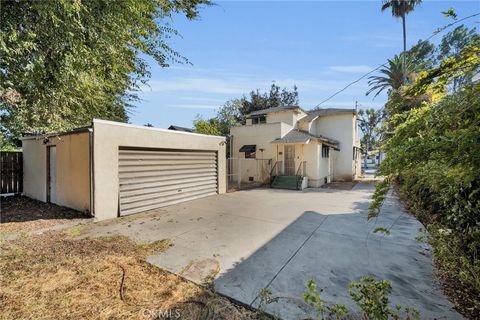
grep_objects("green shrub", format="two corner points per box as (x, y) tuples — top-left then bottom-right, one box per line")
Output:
(368, 179), (389, 219)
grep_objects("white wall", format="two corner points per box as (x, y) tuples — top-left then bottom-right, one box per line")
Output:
(267, 109), (306, 127)
(22, 132), (91, 213)
(314, 113), (357, 181)
(93, 120), (226, 221)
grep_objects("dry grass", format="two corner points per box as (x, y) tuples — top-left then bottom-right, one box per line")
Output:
(0, 196), (89, 233)
(0, 231), (256, 320)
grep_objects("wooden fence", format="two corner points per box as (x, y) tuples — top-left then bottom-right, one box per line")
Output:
(1, 151), (23, 194)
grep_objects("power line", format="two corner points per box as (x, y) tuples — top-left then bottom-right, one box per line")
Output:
(315, 12), (480, 108)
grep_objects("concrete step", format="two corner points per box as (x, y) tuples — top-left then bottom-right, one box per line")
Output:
(271, 176), (302, 190)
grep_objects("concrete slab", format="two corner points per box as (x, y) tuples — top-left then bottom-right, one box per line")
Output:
(81, 182), (461, 319)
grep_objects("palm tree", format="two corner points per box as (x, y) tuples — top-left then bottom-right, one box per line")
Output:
(381, 0), (422, 84)
(366, 54), (416, 97)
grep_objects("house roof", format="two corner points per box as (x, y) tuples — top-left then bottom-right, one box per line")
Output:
(168, 125), (195, 133)
(299, 108), (356, 122)
(271, 130), (339, 149)
(247, 105), (305, 117)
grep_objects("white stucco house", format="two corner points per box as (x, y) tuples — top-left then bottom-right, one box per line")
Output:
(230, 106), (361, 189)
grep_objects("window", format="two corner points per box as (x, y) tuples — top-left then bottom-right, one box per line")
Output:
(251, 116), (266, 124)
(245, 151), (256, 159)
(322, 145), (330, 158)
(239, 144), (256, 158)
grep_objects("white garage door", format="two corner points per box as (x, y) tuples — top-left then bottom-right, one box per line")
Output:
(118, 148), (218, 216)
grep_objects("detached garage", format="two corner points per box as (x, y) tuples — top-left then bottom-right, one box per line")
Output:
(21, 119), (226, 221)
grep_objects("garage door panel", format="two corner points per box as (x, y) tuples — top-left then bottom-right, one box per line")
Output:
(120, 179), (218, 198)
(119, 167), (217, 179)
(119, 150), (216, 159)
(118, 148), (218, 216)
(119, 163), (217, 173)
(119, 159), (217, 166)
(120, 191), (218, 216)
(120, 184), (218, 204)
(120, 175), (217, 192)
(120, 188), (217, 212)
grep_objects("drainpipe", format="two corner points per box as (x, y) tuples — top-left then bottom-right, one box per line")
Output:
(88, 128), (94, 217)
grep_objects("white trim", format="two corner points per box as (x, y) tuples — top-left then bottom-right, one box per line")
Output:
(93, 119), (225, 140)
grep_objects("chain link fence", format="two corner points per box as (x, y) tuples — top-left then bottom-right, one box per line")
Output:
(226, 158), (272, 192)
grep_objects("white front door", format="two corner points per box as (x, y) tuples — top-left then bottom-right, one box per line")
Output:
(48, 146), (57, 203)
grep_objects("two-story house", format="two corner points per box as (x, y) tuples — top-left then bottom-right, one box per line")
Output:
(230, 106), (361, 188)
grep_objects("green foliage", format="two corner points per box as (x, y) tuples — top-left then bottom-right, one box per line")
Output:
(373, 227), (391, 235)
(407, 40), (435, 67)
(378, 28), (480, 315)
(216, 99), (243, 135)
(368, 179), (389, 219)
(193, 116), (221, 136)
(191, 83), (299, 138)
(441, 8), (457, 20)
(303, 279), (325, 319)
(239, 82), (299, 117)
(328, 304), (348, 320)
(0, 0), (209, 141)
(358, 108), (384, 162)
(349, 277), (420, 320)
(0, 132), (17, 151)
(366, 54), (420, 97)
(381, 0), (422, 18)
(349, 277), (392, 320)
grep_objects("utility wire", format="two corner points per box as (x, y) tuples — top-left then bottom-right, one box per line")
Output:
(315, 12), (480, 108)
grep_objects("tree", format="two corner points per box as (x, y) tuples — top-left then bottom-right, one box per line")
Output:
(216, 99), (243, 135)
(366, 54), (418, 97)
(381, 0), (422, 84)
(0, 0), (210, 144)
(408, 39), (435, 67)
(358, 108), (384, 168)
(193, 116), (221, 136)
(437, 25), (480, 91)
(239, 83), (299, 117)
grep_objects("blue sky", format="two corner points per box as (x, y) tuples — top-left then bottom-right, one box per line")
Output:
(132, 0), (479, 128)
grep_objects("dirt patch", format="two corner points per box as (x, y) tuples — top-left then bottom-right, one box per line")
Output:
(0, 195), (89, 233)
(0, 230), (256, 320)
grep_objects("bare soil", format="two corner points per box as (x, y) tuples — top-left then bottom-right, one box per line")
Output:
(0, 230), (256, 320)
(0, 195), (89, 233)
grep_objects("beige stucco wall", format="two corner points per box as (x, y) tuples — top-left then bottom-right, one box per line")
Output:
(93, 119), (226, 221)
(314, 113), (357, 181)
(22, 132), (91, 213)
(267, 109), (306, 127)
(230, 122), (292, 182)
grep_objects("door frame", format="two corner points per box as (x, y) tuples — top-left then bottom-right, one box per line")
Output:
(46, 145), (56, 203)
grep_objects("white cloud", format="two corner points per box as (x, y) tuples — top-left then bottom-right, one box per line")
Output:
(329, 65), (373, 73)
(140, 76), (356, 97)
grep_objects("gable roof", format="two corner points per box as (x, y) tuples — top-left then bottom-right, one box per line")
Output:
(247, 105), (304, 117)
(299, 108), (356, 122)
(271, 129), (339, 149)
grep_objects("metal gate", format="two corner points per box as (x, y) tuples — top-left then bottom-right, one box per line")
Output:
(118, 148), (218, 216)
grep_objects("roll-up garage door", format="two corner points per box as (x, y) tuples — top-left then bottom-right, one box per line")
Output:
(118, 148), (218, 216)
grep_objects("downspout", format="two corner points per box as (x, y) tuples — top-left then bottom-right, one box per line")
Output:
(88, 128), (94, 217)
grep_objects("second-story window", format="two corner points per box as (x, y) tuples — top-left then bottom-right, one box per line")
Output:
(252, 116), (266, 124)
(322, 145), (330, 158)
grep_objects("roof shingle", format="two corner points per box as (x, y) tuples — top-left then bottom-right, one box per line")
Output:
(271, 130), (339, 149)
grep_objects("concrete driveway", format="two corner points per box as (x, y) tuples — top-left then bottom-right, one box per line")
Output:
(84, 182), (460, 319)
